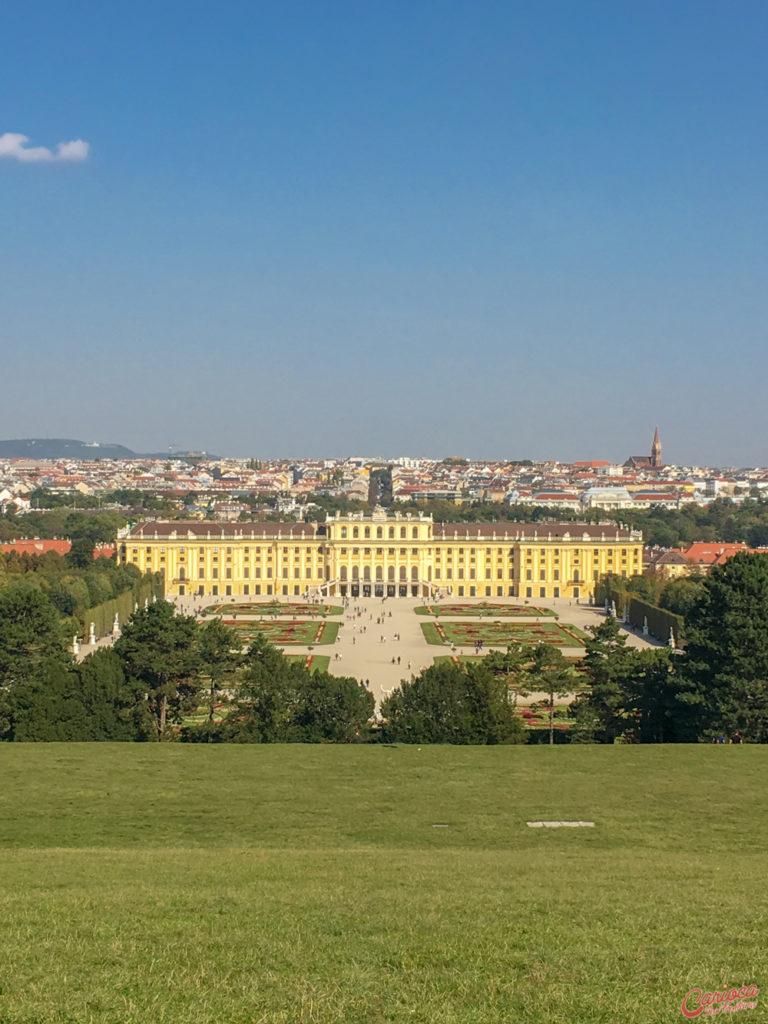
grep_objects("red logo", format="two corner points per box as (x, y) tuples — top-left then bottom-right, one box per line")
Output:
(682, 985), (759, 1017)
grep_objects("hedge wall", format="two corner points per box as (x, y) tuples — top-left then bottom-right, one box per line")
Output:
(627, 597), (684, 647)
(80, 573), (164, 638)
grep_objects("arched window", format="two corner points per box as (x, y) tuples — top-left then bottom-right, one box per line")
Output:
(411, 566), (419, 580)
(179, 568), (185, 580)
(376, 566), (383, 580)
(376, 527), (383, 538)
(363, 566), (371, 580)
(388, 566), (395, 580)
(412, 527), (418, 539)
(574, 570), (580, 582)
(364, 526), (370, 538)
(400, 565), (407, 580)
(353, 527), (359, 538)
(389, 526), (395, 538)
(352, 566), (359, 580)
(400, 527), (406, 539)
(340, 566), (348, 581)
(340, 527), (347, 538)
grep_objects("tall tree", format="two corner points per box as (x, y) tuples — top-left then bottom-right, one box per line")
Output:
(222, 636), (373, 743)
(0, 586), (69, 688)
(484, 643), (533, 708)
(527, 644), (578, 745)
(381, 661), (526, 745)
(682, 552), (768, 741)
(114, 601), (200, 739)
(570, 617), (635, 743)
(197, 618), (241, 736)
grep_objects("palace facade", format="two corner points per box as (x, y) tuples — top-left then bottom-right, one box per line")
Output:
(118, 511), (643, 602)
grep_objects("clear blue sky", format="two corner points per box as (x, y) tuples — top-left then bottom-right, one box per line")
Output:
(2, 0), (767, 465)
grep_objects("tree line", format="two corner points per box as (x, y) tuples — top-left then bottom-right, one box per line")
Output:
(1, 552), (767, 743)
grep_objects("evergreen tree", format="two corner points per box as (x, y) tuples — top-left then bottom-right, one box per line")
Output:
(220, 635), (373, 742)
(381, 661), (526, 745)
(114, 601), (200, 739)
(0, 586), (69, 688)
(527, 644), (578, 745)
(198, 618), (241, 735)
(681, 552), (768, 741)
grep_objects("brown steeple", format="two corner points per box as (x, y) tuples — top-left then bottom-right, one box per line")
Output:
(651, 426), (662, 468)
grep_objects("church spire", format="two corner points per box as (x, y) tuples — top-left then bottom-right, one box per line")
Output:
(651, 426), (662, 467)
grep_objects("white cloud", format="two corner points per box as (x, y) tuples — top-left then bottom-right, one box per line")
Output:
(0, 132), (90, 163)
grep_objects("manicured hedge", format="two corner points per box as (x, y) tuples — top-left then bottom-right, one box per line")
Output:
(627, 597), (684, 647)
(82, 574), (164, 638)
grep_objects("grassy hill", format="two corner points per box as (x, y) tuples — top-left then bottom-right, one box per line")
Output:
(0, 745), (765, 1023)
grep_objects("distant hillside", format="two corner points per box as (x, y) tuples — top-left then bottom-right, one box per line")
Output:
(0, 439), (209, 460)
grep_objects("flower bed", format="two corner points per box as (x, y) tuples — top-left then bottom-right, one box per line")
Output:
(421, 620), (587, 647)
(206, 602), (342, 617)
(415, 603), (556, 618)
(221, 619), (340, 646)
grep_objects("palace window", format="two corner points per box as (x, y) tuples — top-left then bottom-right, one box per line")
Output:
(364, 527), (370, 538)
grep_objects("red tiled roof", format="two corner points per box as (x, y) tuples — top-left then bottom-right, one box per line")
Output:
(2, 539), (71, 556)
(682, 542), (753, 565)
(1, 539), (116, 559)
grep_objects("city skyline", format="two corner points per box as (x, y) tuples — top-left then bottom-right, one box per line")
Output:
(3, 1), (768, 465)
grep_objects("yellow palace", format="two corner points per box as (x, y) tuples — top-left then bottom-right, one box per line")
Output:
(118, 511), (642, 602)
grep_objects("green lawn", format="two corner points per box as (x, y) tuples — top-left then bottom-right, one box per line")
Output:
(284, 653), (332, 673)
(422, 620), (588, 647)
(0, 746), (765, 1023)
